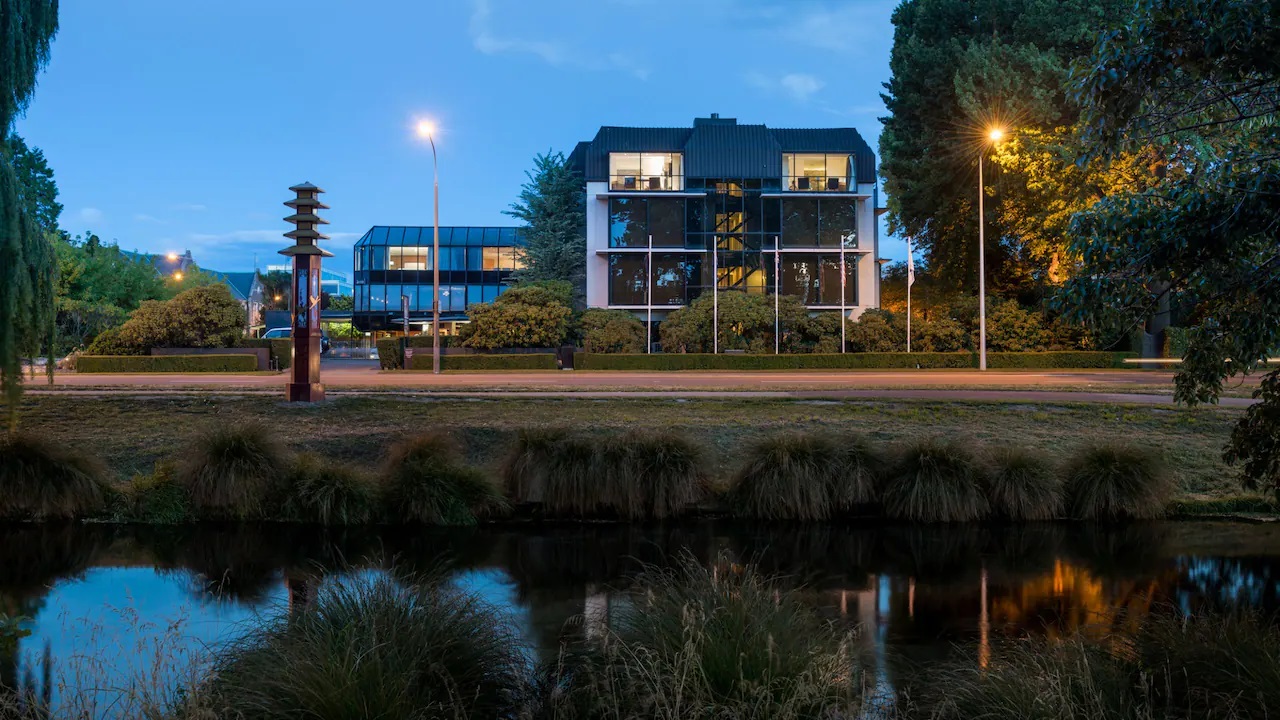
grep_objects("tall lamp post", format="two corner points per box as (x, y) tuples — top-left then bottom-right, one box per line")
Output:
(416, 120), (441, 375)
(978, 127), (1005, 371)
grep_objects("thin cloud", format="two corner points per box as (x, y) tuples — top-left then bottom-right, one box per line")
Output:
(77, 207), (104, 225)
(135, 213), (166, 224)
(173, 203), (207, 212)
(778, 2), (893, 54)
(470, 0), (650, 80)
(746, 71), (827, 102)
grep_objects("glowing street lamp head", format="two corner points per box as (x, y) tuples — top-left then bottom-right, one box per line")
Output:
(988, 128), (1006, 142)
(173, 271), (184, 282)
(416, 120), (436, 139)
(166, 252), (179, 261)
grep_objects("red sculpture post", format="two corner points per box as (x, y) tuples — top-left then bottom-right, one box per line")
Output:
(281, 182), (332, 402)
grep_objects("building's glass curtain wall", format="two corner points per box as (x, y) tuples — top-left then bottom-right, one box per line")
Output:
(352, 226), (524, 332)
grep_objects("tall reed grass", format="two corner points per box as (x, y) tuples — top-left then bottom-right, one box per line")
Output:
(985, 446), (1062, 521)
(174, 423), (290, 519)
(0, 433), (108, 520)
(382, 432), (505, 525)
(1062, 443), (1172, 520)
(882, 438), (988, 522)
(286, 453), (379, 525)
(730, 432), (882, 521)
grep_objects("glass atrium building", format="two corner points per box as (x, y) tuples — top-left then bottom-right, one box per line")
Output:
(570, 115), (879, 323)
(351, 225), (524, 333)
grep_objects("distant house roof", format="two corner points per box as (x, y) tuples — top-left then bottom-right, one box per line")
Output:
(206, 270), (260, 303)
(568, 115), (877, 184)
(120, 249), (194, 276)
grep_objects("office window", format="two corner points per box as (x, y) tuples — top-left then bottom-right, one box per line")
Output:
(608, 254), (647, 305)
(467, 247), (484, 271)
(609, 152), (683, 191)
(648, 198), (684, 247)
(482, 246), (501, 270)
(483, 284), (500, 303)
(369, 227), (389, 245)
(782, 153), (852, 191)
(401, 227), (422, 245)
(388, 247), (429, 271)
(610, 197), (647, 247)
(652, 253), (700, 306)
(447, 247), (466, 271)
(820, 198), (858, 248)
(781, 198), (820, 247)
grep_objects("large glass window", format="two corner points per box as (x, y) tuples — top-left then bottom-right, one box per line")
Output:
(467, 247), (484, 271)
(482, 247), (501, 270)
(608, 254), (647, 305)
(819, 198), (858, 248)
(782, 153), (852, 191)
(652, 253), (701, 305)
(648, 198), (685, 247)
(610, 198), (647, 247)
(387, 247), (429, 270)
(781, 198), (820, 247)
(609, 152), (683, 191)
(773, 253), (857, 306)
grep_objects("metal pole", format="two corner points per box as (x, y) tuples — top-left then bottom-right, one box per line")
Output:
(907, 274), (912, 353)
(978, 151), (987, 371)
(431, 136), (441, 375)
(647, 236), (652, 354)
(773, 244), (779, 355)
(712, 238), (718, 354)
(840, 250), (847, 353)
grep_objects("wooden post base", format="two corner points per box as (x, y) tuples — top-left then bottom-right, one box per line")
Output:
(286, 382), (326, 402)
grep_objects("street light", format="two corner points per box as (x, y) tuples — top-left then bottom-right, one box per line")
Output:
(977, 126), (1006, 371)
(416, 119), (441, 375)
(173, 271), (184, 282)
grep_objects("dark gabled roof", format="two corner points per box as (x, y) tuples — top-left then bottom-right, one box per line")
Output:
(206, 270), (259, 302)
(574, 116), (876, 184)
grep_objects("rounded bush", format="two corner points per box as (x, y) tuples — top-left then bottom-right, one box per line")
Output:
(730, 433), (840, 521)
(175, 423), (290, 519)
(0, 433), (108, 519)
(985, 446), (1063, 520)
(383, 432), (505, 525)
(882, 438), (989, 522)
(557, 556), (861, 717)
(206, 574), (528, 718)
(1062, 443), (1172, 520)
(287, 453), (379, 525)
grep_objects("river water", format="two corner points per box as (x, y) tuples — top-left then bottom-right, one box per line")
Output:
(2, 521), (1278, 713)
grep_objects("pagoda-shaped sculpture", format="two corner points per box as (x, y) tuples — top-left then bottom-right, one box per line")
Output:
(280, 182), (333, 402)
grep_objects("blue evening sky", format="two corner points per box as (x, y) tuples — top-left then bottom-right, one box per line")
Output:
(17, 0), (900, 277)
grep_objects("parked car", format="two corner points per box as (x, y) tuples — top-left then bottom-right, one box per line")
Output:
(262, 327), (330, 355)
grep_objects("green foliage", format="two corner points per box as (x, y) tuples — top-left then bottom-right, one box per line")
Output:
(505, 279), (574, 308)
(574, 351), (1131, 370)
(429, 353), (558, 371)
(913, 316), (970, 352)
(382, 432), (505, 525)
(0, 432), (107, 520)
(986, 351), (1132, 369)
(1162, 326), (1190, 358)
(595, 430), (708, 520)
(459, 286), (572, 350)
(659, 291), (805, 353)
(323, 293), (353, 312)
(375, 336), (402, 369)
(175, 423), (291, 520)
(882, 438), (989, 522)
(506, 151), (586, 304)
(257, 269), (290, 311)
(84, 283), (245, 355)
(730, 433), (884, 521)
(846, 309), (905, 352)
(121, 462), (191, 524)
(52, 234), (165, 352)
(580, 308), (646, 353)
(75, 354), (258, 373)
(986, 301), (1052, 351)
(558, 556), (861, 718)
(1062, 443), (1172, 520)
(984, 446), (1062, 520)
(207, 573), (528, 719)
(1225, 372), (1280, 501)
(239, 337), (291, 369)
(6, 135), (59, 234)
(285, 453), (379, 525)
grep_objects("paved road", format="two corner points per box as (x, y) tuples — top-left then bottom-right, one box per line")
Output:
(29, 361), (1257, 407)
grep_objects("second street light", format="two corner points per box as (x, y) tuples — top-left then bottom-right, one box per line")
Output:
(977, 126), (1005, 372)
(416, 119), (441, 375)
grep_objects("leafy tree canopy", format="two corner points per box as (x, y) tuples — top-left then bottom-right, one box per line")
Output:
(505, 152), (586, 306)
(86, 284), (246, 356)
(6, 135), (59, 235)
(579, 309), (647, 354)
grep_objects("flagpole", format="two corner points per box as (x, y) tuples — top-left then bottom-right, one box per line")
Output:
(906, 236), (915, 354)
(840, 251), (847, 353)
(773, 244), (780, 355)
(712, 238), (719, 354)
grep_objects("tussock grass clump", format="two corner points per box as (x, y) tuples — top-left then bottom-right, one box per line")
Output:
(175, 423), (290, 519)
(0, 433), (108, 519)
(383, 432), (505, 525)
(287, 453), (379, 525)
(984, 446), (1062, 521)
(501, 427), (567, 505)
(596, 430), (708, 520)
(730, 433), (841, 521)
(121, 462), (190, 523)
(1062, 443), (1172, 520)
(557, 555), (861, 718)
(882, 438), (988, 522)
(832, 434), (884, 511)
(207, 573), (528, 718)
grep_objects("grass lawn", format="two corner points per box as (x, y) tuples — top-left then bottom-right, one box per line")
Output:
(8, 393), (1250, 501)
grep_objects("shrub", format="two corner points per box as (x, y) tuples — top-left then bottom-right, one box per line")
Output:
(914, 316), (970, 352)
(286, 453), (379, 525)
(382, 432), (505, 525)
(460, 285), (572, 350)
(882, 438), (989, 522)
(83, 325), (137, 355)
(580, 308), (647, 353)
(206, 573), (527, 719)
(0, 433), (109, 520)
(659, 291), (807, 353)
(730, 433), (840, 521)
(175, 423), (291, 519)
(426, 353), (558, 371)
(1061, 443), (1172, 520)
(984, 446), (1062, 521)
(89, 284), (246, 355)
(240, 337), (291, 369)
(76, 354), (258, 373)
(122, 462), (190, 523)
(557, 556), (861, 718)
(986, 301), (1052, 352)
(596, 430), (708, 520)
(986, 351), (1134, 369)
(846, 309), (906, 352)
(571, 351), (1133, 371)
(501, 427), (565, 506)
(1225, 370), (1280, 501)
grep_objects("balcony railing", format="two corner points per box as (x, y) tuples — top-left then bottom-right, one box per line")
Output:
(609, 174), (684, 192)
(785, 176), (850, 192)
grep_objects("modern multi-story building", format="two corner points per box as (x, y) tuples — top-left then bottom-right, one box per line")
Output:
(569, 114), (879, 327)
(266, 264), (353, 297)
(351, 225), (524, 333)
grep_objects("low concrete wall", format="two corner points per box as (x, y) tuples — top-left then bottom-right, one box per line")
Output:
(151, 347), (270, 371)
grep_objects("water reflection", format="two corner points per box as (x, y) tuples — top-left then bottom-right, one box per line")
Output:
(0, 520), (1278, 709)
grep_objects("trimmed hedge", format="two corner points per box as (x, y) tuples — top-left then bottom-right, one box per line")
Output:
(574, 351), (1134, 371)
(77, 354), (260, 373)
(241, 338), (292, 370)
(377, 335), (461, 370)
(412, 353), (558, 371)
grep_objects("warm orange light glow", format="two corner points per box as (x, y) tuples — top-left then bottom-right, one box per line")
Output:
(988, 128), (1006, 142)
(166, 252), (179, 261)
(173, 271), (184, 281)
(274, 295), (282, 301)
(416, 120), (436, 139)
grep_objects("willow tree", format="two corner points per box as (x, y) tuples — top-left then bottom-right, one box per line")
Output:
(0, 0), (59, 431)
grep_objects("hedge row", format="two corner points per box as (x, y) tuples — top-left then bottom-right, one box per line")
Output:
(377, 336), (458, 370)
(572, 351), (1135, 371)
(77, 354), (260, 373)
(408, 353), (558, 371)
(241, 338), (292, 370)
